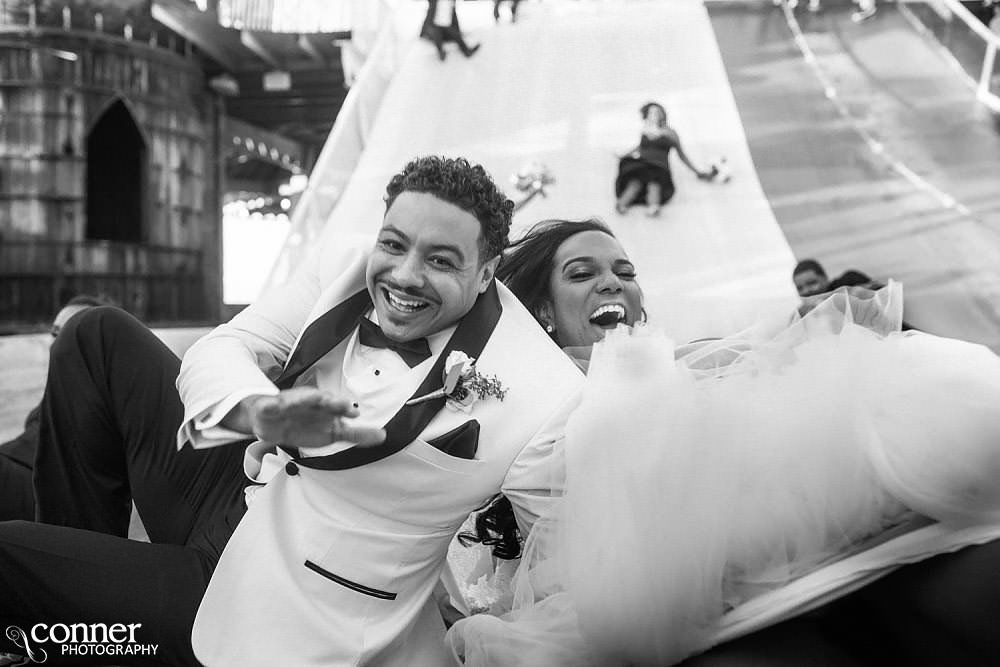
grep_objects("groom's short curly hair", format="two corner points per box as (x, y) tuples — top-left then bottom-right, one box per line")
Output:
(384, 156), (513, 262)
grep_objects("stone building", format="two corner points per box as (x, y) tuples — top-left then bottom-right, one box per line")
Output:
(0, 0), (346, 330)
(0, 0), (223, 327)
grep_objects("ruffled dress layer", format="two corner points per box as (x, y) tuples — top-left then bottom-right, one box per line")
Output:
(447, 285), (1000, 666)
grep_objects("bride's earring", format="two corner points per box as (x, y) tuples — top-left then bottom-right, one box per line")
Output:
(538, 303), (557, 339)
(543, 322), (560, 345)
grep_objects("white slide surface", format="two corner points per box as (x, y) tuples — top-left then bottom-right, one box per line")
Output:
(277, 0), (799, 343)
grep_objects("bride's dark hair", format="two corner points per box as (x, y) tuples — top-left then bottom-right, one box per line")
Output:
(496, 218), (615, 343)
(457, 495), (522, 559)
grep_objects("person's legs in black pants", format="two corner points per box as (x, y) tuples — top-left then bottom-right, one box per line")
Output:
(0, 406), (40, 521)
(0, 521), (212, 665)
(442, 24), (480, 57)
(493, 0), (521, 23)
(35, 306), (246, 544)
(0, 452), (34, 521)
(0, 307), (249, 664)
(425, 24), (448, 60)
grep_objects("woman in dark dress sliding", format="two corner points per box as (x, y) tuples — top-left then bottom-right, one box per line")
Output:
(615, 101), (716, 217)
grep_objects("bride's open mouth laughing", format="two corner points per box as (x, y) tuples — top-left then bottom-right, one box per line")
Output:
(589, 303), (627, 329)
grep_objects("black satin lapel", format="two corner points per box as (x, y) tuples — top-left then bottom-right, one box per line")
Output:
(299, 280), (503, 470)
(275, 289), (372, 390)
(383, 280), (501, 445)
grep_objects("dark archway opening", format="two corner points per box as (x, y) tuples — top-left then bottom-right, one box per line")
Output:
(86, 100), (146, 242)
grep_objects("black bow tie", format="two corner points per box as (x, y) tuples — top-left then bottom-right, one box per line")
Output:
(357, 318), (432, 368)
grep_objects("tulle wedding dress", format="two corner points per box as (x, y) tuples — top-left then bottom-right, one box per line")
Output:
(446, 284), (1000, 666)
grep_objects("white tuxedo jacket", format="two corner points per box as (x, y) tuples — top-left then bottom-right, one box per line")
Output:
(177, 235), (583, 666)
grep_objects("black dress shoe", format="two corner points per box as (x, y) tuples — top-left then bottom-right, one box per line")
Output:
(463, 44), (481, 58)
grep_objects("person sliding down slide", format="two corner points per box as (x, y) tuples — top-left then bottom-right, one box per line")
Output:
(614, 101), (717, 218)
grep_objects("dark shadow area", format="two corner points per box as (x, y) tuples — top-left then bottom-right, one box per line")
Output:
(86, 99), (146, 243)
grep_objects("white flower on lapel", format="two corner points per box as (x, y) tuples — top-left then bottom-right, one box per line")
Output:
(442, 351), (478, 411)
(405, 351), (507, 410)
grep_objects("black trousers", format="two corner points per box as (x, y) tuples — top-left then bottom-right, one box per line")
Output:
(0, 307), (248, 665)
(0, 406), (40, 521)
(493, 0), (522, 21)
(0, 451), (34, 522)
(682, 538), (1000, 666)
(0, 458), (32, 521)
(424, 22), (475, 58)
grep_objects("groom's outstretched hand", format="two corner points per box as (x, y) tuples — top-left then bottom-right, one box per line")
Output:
(243, 388), (386, 449)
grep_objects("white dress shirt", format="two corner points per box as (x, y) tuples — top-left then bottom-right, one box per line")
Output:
(182, 313), (455, 502)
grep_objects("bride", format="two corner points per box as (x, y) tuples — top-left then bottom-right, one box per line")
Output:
(447, 228), (1000, 665)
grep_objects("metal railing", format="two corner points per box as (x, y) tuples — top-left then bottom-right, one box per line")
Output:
(902, 0), (1000, 112)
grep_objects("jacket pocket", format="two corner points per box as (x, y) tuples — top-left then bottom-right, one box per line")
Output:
(303, 560), (397, 600)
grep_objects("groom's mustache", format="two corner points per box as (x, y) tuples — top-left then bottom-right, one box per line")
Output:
(378, 281), (438, 304)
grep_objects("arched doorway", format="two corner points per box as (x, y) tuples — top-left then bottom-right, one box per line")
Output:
(86, 99), (146, 242)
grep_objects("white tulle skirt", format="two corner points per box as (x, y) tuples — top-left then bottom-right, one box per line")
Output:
(446, 285), (1000, 666)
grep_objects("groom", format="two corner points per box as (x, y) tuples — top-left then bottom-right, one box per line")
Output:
(0, 156), (583, 665)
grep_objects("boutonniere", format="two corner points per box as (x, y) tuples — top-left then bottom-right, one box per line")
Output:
(405, 351), (507, 409)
